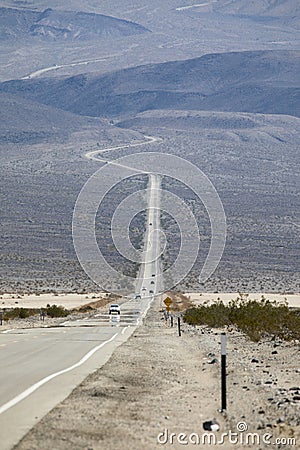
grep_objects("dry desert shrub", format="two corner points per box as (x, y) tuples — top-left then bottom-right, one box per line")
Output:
(183, 296), (300, 342)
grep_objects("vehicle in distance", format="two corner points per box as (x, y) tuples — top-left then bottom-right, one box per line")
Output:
(142, 287), (147, 291)
(109, 304), (120, 315)
(135, 294), (141, 299)
(152, 274), (155, 277)
(149, 290), (154, 294)
(150, 280), (155, 284)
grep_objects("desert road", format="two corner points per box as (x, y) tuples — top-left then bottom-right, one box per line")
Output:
(20, 44), (140, 80)
(85, 134), (161, 161)
(136, 174), (162, 296)
(0, 302), (139, 450)
(0, 172), (162, 449)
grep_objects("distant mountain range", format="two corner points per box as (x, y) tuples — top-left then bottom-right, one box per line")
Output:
(0, 7), (149, 41)
(214, 0), (299, 18)
(1, 50), (299, 118)
(212, 0), (300, 28)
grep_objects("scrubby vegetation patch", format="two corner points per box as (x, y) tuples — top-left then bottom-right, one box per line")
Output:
(183, 297), (300, 342)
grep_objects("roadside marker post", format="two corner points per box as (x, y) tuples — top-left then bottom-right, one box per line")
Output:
(221, 332), (227, 411)
(170, 315), (173, 327)
(0, 311), (2, 326)
(178, 317), (181, 337)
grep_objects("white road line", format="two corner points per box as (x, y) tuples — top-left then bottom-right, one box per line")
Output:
(2, 329), (15, 334)
(121, 326), (128, 335)
(0, 332), (118, 415)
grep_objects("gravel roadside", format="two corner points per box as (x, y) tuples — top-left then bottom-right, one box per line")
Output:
(14, 300), (300, 450)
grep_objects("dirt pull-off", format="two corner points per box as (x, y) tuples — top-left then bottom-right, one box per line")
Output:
(15, 301), (300, 450)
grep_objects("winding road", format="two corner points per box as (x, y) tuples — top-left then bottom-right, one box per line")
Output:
(0, 133), (163, 449)
(85, 134), (161, 161)
(20, 45), (139, 80)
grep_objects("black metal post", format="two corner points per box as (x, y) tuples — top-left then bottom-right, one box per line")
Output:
(0, 311), (2, 326)
(170, 316), (173, 327)
(221, 332), (227, 411)
(178, 317), (181, 336)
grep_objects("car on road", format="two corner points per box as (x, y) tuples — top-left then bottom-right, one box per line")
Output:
(152, 274), (155, 277)
(142, 287), (147, 291)
(109, 304), (120, 315)
(150, 280), (155, 284)
(149, 290), (154, 294)
(135, 294), (141, 299)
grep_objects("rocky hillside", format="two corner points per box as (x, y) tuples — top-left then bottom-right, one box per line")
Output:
(1, 50), (299, 117)
(0, 7), (149, 41)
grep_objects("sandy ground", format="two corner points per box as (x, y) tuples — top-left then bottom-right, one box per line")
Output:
(14, 297), (300, 450)
(0, 292), (109, 309)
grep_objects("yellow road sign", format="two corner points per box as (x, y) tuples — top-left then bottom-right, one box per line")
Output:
(164, 297), (173, 307)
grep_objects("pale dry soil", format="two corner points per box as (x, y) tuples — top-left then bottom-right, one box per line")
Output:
(0, 293), (109, 310)
(14, 301), (300, 450)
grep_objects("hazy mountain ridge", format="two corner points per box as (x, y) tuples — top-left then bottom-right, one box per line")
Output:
(0, 92), (118, 144)
(1, 50), (299, 118)
(208, 0), (300, 28)
(213, 0), (300, 17)
(117, 110), (300, 143)
(0, 6), (149, 41)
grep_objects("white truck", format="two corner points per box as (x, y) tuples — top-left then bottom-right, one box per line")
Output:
(109, 304), (120, 315)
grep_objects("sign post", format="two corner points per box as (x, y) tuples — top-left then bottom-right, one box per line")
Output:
(40, 309), (45, 322)
(221, 332), (227, 411)
(178, 317), (181, 337)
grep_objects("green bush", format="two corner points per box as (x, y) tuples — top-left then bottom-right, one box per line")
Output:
(3, 307), (39, 320)
(44, 304), (69, 318)
(2, 305), (70, 320)
(183, 298), (300, 342)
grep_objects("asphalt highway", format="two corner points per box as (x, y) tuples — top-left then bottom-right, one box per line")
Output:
(0, 172), (162, 449)
(0, 303), (138, 449)
(135, 174), (162, 297)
